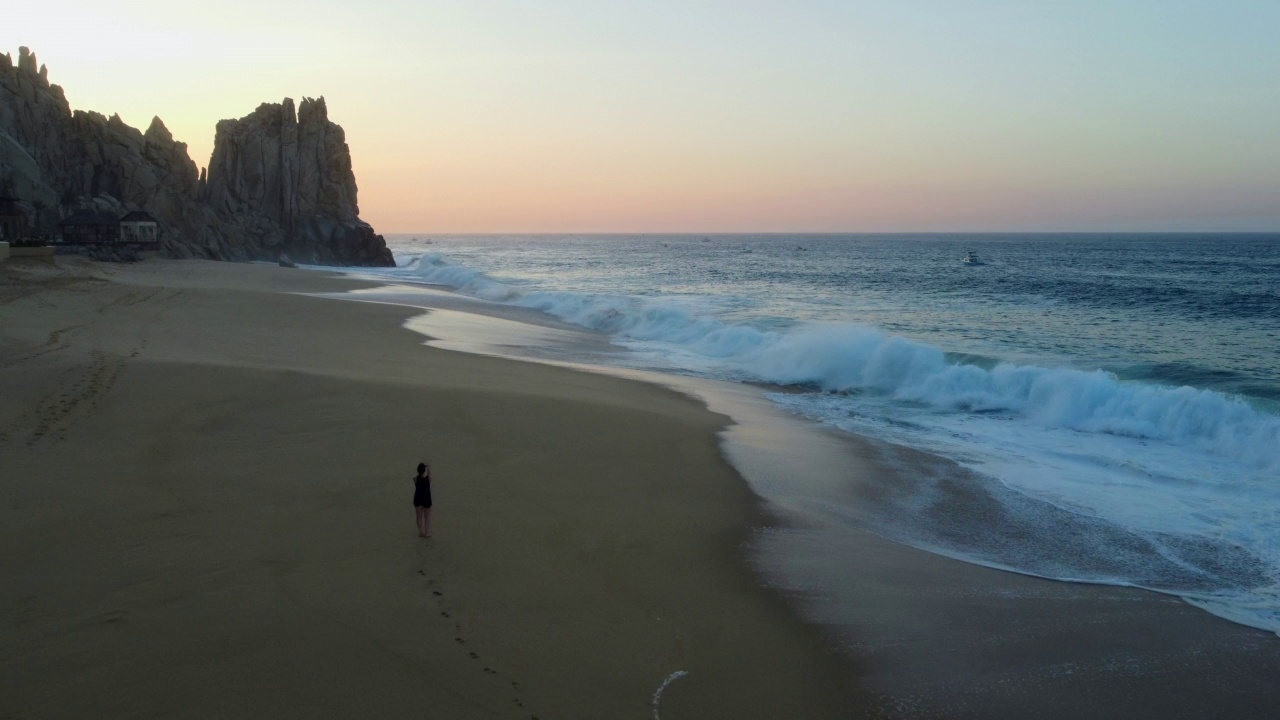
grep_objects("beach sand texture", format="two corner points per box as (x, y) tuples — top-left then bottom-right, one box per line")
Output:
(6, 257), (1280, 720)
(0, 258), (848, 719)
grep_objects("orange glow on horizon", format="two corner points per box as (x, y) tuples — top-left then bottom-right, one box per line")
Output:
(7, 1), (1280, 233)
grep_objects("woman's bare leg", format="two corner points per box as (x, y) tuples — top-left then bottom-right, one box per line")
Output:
(416, 508), (428, 537)
(423, 507), (433, 538)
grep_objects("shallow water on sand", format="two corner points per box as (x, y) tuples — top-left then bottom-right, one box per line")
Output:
(329, 233), (1280, 634)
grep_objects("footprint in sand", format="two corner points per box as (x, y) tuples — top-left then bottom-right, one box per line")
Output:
(429, 586), (532, 714)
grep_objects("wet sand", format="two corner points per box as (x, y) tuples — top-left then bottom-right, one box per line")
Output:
(0, 258), (849, 719)
(396, 292), (1280, 719)
(5, 256), (1279, 720)
(738, 410), (1280, 720)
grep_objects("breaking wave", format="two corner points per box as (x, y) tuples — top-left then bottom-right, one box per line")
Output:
(386, 249), (1280, 633)
(404, 252), (1280, 474)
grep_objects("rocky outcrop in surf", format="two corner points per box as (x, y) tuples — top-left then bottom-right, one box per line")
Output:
(0, 46), (392, 265)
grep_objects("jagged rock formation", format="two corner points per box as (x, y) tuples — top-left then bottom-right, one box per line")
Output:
(204, 97), (388, 264)
(0, 47), (392, 265)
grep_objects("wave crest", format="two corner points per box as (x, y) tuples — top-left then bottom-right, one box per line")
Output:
(405, 252), (1280, 472)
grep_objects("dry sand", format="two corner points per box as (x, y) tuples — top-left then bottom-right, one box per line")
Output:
(0, 258), (851, 719)
(8, 256), (1279, 720)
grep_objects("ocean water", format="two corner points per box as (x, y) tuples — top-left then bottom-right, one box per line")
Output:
(346, 233), (1280, 633)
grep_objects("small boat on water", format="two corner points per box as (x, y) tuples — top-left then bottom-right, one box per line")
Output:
(962, 251), (984, 265)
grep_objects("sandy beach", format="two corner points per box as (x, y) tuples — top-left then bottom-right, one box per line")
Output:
(6, 7), (1278, 717)
(5, 255), (1280, 720)
(0, 257), (849, 719)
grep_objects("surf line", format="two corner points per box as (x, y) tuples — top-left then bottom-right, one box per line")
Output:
(652, 670), (689, 720)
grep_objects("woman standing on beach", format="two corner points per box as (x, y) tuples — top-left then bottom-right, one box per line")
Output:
(413, 462), (433, 538)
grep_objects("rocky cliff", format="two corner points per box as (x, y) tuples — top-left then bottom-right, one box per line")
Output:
(0, 47), (393, 265)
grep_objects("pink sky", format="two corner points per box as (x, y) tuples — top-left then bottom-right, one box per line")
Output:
(8, 1), (1280, 232)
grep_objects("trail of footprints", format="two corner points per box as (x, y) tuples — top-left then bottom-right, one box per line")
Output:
(0, 286), (157, 371)
(20, 350), (128, 446)
(418, 570), (540, 719)
(0, 321), (89, 370)
(1, 287), (176, 447)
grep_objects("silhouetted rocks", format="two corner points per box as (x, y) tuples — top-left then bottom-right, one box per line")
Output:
(0, 46), (393, 266)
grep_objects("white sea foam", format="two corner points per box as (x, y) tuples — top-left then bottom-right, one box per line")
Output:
(400, 252), (1280, 473)
(388, 250), (1280, 632)
(651, 670), (689, 720)
(745, 324), (1280, 472)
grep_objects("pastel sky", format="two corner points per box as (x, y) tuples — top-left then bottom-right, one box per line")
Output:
(7, 1), (1280, 232)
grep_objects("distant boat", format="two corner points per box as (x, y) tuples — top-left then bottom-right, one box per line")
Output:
(962, 251), (984, 265)
(702, 237), (711, 242)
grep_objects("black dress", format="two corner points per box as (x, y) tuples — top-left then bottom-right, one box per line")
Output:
(413, 474), (433, 508)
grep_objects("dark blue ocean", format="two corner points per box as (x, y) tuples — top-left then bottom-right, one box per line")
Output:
(349, 233), (1280, 632)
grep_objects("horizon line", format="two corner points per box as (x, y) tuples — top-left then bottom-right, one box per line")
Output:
(380, 230), (1280, 236)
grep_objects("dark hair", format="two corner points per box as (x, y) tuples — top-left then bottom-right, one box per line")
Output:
(417, 462), (427, 474)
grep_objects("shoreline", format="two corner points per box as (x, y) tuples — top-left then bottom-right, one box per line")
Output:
(7, 256), (1280, 718)
(349, 271), (1280, 718)
(319, 277), (1275, 627)
(0, 257), (851, 718)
